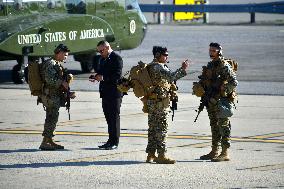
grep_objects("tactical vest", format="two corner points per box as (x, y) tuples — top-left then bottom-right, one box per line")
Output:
(40, 59), (65, 95)
(203, 57), (238, 101)
(147, 61), (172, 100)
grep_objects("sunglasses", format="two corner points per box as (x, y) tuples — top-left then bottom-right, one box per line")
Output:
(209, 49), (219, 52)
(162, 53), (169, 57)
(98, 48), (106, 54)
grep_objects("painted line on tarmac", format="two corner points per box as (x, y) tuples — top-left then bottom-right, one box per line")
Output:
(238, 163), (284, 171)
(3, 113), (144, 130)
(66, 150), (140, 162)
(246, 132), (284, 139)
(57, 113), (144, 127)
(185, 142), (211, 148)
(0, 129), (284, 144)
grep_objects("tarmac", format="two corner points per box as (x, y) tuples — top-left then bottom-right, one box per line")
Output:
(0, 8), (284, 188)
(0, 88), (283, 188)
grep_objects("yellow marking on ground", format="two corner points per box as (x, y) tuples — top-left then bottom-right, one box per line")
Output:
(3, 113), (144, 130)
(241, 163), (284, 171)
(66, 150), (140, 162)
(57, 113), (143, 126)
(186, 142), (211, 148)
(1, 130), (284, 144)
(167, 135), (212, 140)
(57, 117), (106, 126)
(230, 137), (284, 144)
(247, 132), (284, 139)
(0, 130), (41, 134)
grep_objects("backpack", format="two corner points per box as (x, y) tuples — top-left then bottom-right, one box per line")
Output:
(223, 58), (238, 74)
(27, 60), (43, 96)
(129, 61), (154, 98)
(223, 58), (238, 102)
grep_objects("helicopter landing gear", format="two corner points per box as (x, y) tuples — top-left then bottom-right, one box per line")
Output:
(80, 61), (94, 73)
(11, 56), (28, 84)
(74, 53), (99, 73)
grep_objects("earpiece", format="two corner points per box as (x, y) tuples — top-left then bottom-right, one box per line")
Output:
(155, 52), (161, 58)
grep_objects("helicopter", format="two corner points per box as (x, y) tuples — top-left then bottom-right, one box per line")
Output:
(0, 0), (147, 83)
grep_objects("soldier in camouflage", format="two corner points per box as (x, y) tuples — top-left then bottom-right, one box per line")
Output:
(146, 46), (189, 164)
(39, 44), (76, 150)
(197, 43), (238, 162)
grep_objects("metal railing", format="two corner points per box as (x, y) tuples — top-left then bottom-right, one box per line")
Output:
(140, 1), (284, 23)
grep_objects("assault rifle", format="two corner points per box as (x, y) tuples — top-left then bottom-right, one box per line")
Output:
(194, 96), (208, 123)
(62, 68), (72, 120)
(170, 97), (178, 121)
(170, 81), (178, 121)
(66, 90), (71, 120)
(194, 81), (222, 123)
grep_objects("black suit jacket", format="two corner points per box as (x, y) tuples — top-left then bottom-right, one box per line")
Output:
(95, 51), (123, 99)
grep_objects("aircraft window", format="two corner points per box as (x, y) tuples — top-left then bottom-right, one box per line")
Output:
(96, 0), (113, 3)
(14, 0), (23, 10)
(0, 1), (4, 11)
(66, 0), (86, 14)
(125, 0), (139, 10)
(47, 0), (55, 8)
(125, 0), (146, 24)
(2, 0), (54, 12)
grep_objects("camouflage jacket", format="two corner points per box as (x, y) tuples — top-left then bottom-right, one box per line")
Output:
(40, 58), (64, 95)
(147, 60), (187, 99)
(201, 57), (238, 99)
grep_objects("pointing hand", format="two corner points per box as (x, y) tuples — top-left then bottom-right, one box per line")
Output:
(181, 59), (189, 70)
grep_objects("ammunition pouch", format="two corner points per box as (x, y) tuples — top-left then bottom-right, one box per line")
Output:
(192, 82), (205, 97)
(66, 73), (73, 83)
(146, 93), (170, 111)
(228, 91), (238, 103)
(156, 97), (170, 110)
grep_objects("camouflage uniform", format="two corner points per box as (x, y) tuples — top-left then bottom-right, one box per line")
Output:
(146, 60), (187, 154)
(39, 58), (66, 138)
(205, 57), (238, 150)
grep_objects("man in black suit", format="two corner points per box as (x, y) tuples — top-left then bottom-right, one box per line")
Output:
(89, 40), (123, 150)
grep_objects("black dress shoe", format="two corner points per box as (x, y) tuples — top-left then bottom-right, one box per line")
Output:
(98, 142), (111, 149)
(105, 144), (118, 150)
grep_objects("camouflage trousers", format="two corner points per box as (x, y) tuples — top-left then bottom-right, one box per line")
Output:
(146, 99), (169, 154)
(207, 104), (231, 149)
(40, 95), (61, 138)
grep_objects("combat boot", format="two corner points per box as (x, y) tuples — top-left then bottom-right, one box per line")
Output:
(200, 146), (218, 160)
(39, 137), (56, 151)
(146, 152), (157, 163)
(48, 138), (64, 149)
(154, 153), (176, 164)
(211, 147), (230, 162)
